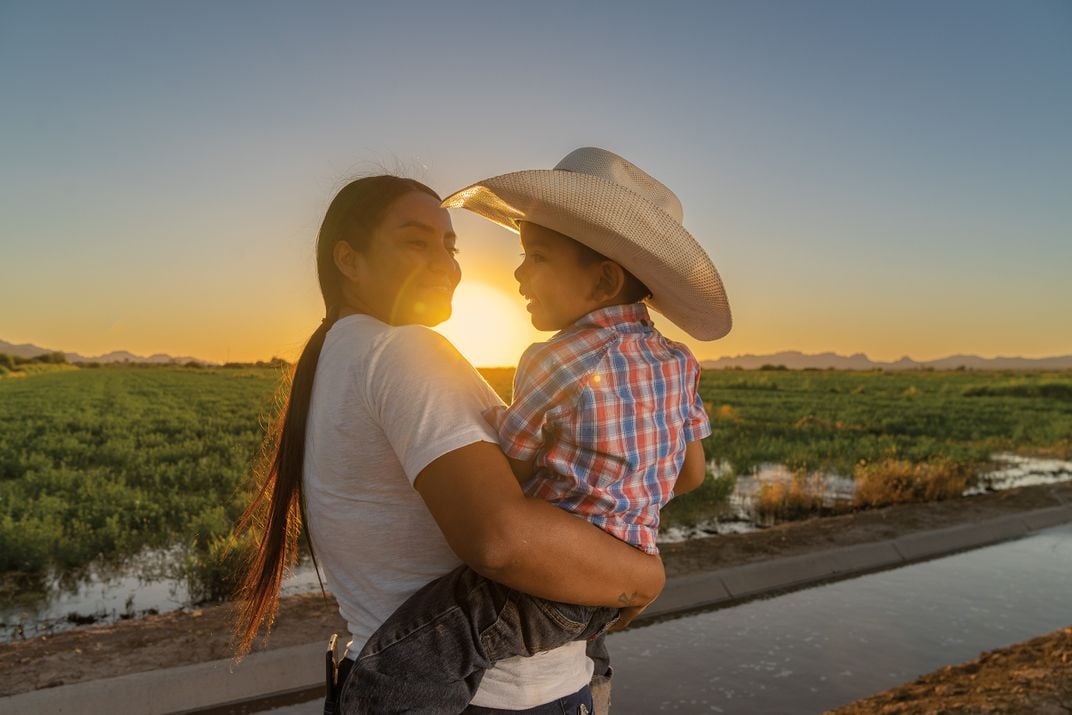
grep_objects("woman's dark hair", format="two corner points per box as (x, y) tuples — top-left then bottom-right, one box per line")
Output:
(234, 176), (440, 656)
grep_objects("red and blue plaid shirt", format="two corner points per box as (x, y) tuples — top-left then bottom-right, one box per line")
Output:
(484, 303), (711, 554)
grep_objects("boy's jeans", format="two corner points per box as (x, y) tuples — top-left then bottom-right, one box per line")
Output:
(341, 564), (619, 714)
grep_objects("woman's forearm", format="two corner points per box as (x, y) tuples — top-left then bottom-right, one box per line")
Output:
(415, 441), (664, 608)
(481, 496), (665, 608)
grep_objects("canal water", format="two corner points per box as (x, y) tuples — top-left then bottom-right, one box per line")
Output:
(263, 522), (1072, 714)
(604, 523), (1072, 713)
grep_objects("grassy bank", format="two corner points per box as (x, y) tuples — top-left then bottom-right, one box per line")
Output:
(1, 366), (1070, 601)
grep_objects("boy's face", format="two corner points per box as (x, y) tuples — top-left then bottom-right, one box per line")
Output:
(515, 222), (604, 331)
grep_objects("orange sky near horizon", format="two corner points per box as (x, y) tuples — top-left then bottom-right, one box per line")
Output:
(4, 209), (1069, 369)
(5, 276), (1069, 368)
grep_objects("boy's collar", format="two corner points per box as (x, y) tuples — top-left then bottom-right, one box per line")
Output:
(564, 303), (653, 333)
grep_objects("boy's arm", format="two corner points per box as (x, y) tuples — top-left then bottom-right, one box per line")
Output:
(673, 440), (707, 496)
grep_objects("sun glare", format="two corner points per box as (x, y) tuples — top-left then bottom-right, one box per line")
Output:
(435, 282), (536, 367)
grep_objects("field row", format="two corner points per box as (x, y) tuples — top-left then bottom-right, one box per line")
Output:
(1, 366), (1070, 601)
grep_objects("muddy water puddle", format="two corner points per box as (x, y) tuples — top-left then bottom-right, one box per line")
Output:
(0, 549), (322, 643)
(658, 452), (1072, 543)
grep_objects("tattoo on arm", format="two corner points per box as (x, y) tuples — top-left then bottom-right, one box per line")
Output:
(618, 591), (640, 607)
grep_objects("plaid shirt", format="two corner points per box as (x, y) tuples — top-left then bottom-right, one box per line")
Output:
(485, 303), (711, 554)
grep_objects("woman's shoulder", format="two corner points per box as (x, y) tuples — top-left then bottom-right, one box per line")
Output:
(326, 317), (489, 401)
(368, 323), (486, 388)
(328, 316), (460, 361)
(373, 323), (468, 366)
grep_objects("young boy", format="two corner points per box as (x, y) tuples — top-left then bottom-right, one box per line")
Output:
(347, 147), (732, 714)
(485, 219), (710, 557)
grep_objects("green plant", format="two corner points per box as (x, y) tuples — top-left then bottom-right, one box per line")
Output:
(184, 530), (259, 604)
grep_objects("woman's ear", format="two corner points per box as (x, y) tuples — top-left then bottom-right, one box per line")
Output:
(333, 241), (363, 282)
(591, 261), (627, 302)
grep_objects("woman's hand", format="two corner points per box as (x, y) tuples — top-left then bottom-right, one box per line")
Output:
(609, 603), (651, 632)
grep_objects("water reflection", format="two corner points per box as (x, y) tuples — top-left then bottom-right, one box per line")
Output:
(609, 524), (1072, 713)
(966, 453), (1072, 495)
(660, 453), (1072, 544)
(0, 548), (323, 642)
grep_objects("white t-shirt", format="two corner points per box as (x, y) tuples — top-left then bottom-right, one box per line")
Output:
(303, 314), (592, 709)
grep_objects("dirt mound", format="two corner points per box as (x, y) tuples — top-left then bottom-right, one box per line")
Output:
(831, 627), (1072, 715)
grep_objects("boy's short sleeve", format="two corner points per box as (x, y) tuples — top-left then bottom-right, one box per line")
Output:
(489, 344), (563, 461)
(491, 335), (612, 461)
(683, 367), (712, 443)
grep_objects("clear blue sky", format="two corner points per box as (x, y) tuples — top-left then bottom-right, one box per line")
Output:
(2, 0), (1069, 364)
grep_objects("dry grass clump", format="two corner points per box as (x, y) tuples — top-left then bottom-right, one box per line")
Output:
(853, 458), (968, 508)
(1014, 442), (1072, 460)
(714, 403), (740, 422)
(754, 472), (831, 521)
(702, 400), (741, 422)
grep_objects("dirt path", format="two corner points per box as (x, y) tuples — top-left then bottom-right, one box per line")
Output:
(830, 626), (1072, 715)
(1, 481), (1070, 706)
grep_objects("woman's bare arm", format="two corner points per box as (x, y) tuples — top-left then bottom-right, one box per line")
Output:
(414, 440), (664, 609)
(506, 455), (535, 483)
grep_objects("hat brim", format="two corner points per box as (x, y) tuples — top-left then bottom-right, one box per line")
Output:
(443, 169), (732, 341)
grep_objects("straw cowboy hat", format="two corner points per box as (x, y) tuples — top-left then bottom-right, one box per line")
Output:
(442, 147), (731, 340)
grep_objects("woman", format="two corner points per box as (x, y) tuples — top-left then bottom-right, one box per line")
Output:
(234, 176), (664, 713)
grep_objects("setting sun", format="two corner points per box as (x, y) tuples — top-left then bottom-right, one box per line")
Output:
(435, 281), (538, 367)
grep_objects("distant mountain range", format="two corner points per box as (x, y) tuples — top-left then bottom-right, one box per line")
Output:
(4, 338), (1071, 370)
(700, 350), (1072, 371)
(0, 339), (208, 365)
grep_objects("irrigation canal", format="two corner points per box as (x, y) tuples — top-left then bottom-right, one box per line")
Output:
(263, 523), (1072, 714)
(603, 522), (1072, 713)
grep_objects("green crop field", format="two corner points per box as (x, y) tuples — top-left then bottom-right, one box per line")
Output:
(0, 368), (281, 581)
(1, 366), (1070, 603)
(696, 368), (1072, 474)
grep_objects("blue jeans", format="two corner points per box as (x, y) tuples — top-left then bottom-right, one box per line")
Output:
(463, 683), (593, 714)
(340, 565), (618, 714)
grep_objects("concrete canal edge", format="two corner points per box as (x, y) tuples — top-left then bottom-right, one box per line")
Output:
(647, 503), (1072, 618)
(3, 503), (1071, 715)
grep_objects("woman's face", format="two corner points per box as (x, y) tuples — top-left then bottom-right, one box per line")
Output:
(342, 191), (461, 326)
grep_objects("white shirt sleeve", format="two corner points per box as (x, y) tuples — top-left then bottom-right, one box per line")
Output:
(363, 325), (504, 483)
